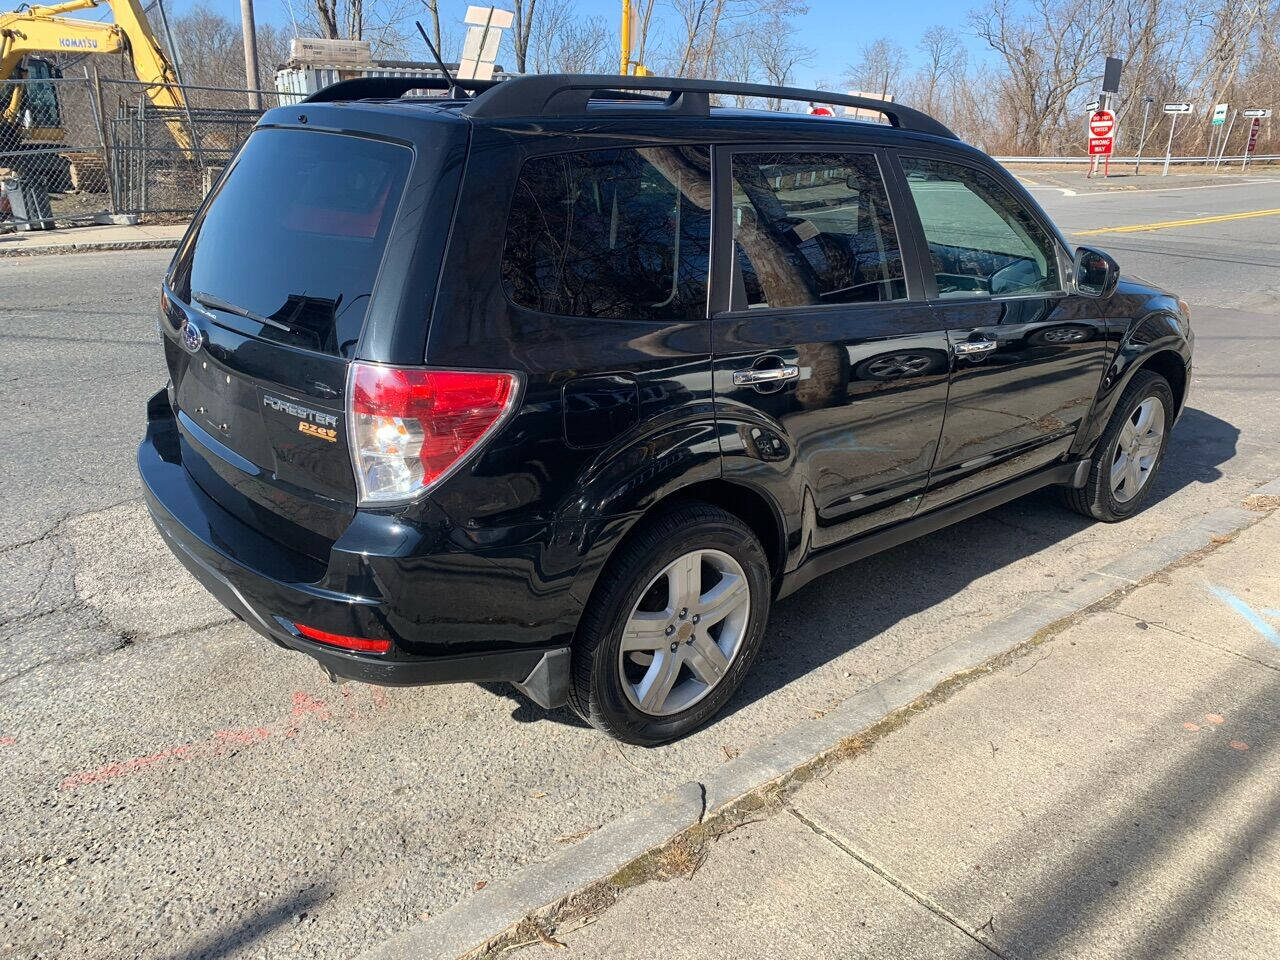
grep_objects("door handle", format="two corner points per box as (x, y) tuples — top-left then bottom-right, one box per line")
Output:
(954, 338), (998, 357)
(733, 364), (800, 386)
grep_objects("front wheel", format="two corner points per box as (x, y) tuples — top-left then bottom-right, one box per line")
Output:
(569, 502), (772, 745)
(1064, 369), (1174, 522)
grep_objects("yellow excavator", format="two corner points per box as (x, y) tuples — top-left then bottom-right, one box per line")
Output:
(1, 0), (192, 154)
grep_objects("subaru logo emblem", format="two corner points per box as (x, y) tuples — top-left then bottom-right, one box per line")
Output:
(180, 317), (204, 354)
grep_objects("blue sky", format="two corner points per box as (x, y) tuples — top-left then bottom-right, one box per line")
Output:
(159, 0), (988, 90)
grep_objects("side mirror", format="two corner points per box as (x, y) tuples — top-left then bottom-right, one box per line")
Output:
(1074, 246), (1119, 299)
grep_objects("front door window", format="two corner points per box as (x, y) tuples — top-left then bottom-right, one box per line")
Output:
(901, 156), (1061, 299)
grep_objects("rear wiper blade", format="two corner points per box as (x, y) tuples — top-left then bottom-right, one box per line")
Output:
(191, 291), (294, 334)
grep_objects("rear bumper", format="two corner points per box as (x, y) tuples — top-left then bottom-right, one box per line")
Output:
(138, 391), (570, 707)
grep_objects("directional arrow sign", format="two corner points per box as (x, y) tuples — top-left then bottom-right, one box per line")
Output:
(1163, 102), (1193, 114)
(1243, 108), (1271, 119)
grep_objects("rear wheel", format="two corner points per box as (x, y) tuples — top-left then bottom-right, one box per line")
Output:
(569, 503), (771, 745)
(1064, 369), (1173, 522)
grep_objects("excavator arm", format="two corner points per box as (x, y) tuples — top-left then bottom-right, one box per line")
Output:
(2, 0), (193, 155)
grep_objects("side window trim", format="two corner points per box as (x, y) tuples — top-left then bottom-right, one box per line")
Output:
(889, 148), (1070, 303)
(710, 143), (927, 316)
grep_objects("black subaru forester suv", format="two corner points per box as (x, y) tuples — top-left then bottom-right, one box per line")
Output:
(140, 75), (1192, 744)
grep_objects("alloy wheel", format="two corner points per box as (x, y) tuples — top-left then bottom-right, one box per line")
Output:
(617, 549), (752, 717)
(1110, 397), (1165, 503)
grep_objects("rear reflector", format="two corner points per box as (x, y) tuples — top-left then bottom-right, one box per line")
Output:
(293, 622), (391, 654)
(348, 363), (518, 505)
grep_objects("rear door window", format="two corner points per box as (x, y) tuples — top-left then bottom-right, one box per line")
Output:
(501, 146), (712, 321)
(900, 156), (1061, 299)
(169, 128), (411, 357)
(730, 152), (907, 309)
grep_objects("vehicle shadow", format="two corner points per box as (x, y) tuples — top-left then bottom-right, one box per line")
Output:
(496, 406), (1239, 735)
(166, 885), (331, 960)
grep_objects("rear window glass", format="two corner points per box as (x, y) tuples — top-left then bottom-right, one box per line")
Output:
(501, 146), (712, 322)
(170, 128), (411, 357)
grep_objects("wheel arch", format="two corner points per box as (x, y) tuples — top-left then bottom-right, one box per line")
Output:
(1076, 309), (1191, 457)
(568, 477), (789, 617)
(1133, 348), (1188, 415)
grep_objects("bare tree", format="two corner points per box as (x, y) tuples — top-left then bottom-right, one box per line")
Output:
(421, 0), (443, 56)
(847, 37), (907, 99)
(158, 3), (289, 88)
(913, 25), (965, 116)
(970, 0), (1117, 153)
(755, 12), (813, 102)
(527, 0), (615, 74)
(668, 0), (807, 79)
(509, 0), (540, 73)
(629, 0), (660, 72)
(301, 0), (419, 56)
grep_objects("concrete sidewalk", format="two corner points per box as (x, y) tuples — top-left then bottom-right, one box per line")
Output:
(501, 511), (1280, 959)
(0, 221), (186, 257)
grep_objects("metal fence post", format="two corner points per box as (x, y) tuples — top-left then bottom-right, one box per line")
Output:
(138, 96), (149, 215)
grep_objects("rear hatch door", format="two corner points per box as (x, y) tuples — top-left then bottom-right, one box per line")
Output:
(161, 123), (423, 561)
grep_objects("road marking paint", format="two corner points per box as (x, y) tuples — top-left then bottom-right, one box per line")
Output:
(1208, 585), (1279, 646)
(1026, 186), (1077, 196)
(1076, 207), (1280, 235)
(1039, 177), (1280, 198)
(1230, 740), (1250, 751)
(58, 688), (385, 791)
(1183, 721), (1201, 731)
(0, 736), (16, 747)
(1065, 177), (1280, 197)
(1205, 713), (1225, 725)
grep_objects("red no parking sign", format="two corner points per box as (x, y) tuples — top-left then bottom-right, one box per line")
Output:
(1088, 109), (1116, 155)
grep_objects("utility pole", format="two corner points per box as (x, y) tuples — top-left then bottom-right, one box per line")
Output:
(240, 0), (263, 111)
(621, 0), (632, 74)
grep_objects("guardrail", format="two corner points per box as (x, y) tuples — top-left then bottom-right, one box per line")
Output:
(995, 155), (1280, 164)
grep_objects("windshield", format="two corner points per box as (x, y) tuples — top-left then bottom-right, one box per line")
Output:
(170, 128), (412, 357)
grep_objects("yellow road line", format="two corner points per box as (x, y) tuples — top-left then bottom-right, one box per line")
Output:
(1075, 207), (1280, 235)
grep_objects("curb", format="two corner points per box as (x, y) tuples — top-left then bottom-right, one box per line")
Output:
(0, 238), (181, 258)
(361, 783), (706, 960)
(358, 494), (1272, 960)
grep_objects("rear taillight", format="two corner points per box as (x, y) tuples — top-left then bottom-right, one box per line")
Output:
(347, 363), (518, 505)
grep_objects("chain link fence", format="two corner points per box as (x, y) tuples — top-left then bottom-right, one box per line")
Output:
(102, 78), (283, 221)
(1, 76), (109, 230)
(2, 75), (279, 232)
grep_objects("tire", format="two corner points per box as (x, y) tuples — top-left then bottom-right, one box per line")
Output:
(569, 502), (772, 746)
(1064, 369), (1174, 522)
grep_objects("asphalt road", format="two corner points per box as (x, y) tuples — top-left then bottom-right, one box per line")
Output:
(2, 173), (1279, 960)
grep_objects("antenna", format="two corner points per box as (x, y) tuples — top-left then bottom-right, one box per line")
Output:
(415, 19), (464, 98)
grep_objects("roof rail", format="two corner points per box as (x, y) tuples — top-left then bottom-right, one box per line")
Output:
(301, 75), (501, 104)
(461, 74), (957, 140)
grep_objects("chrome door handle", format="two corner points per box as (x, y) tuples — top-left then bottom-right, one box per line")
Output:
(954, 338), (998, 357)
(733, 364), (800, 386)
